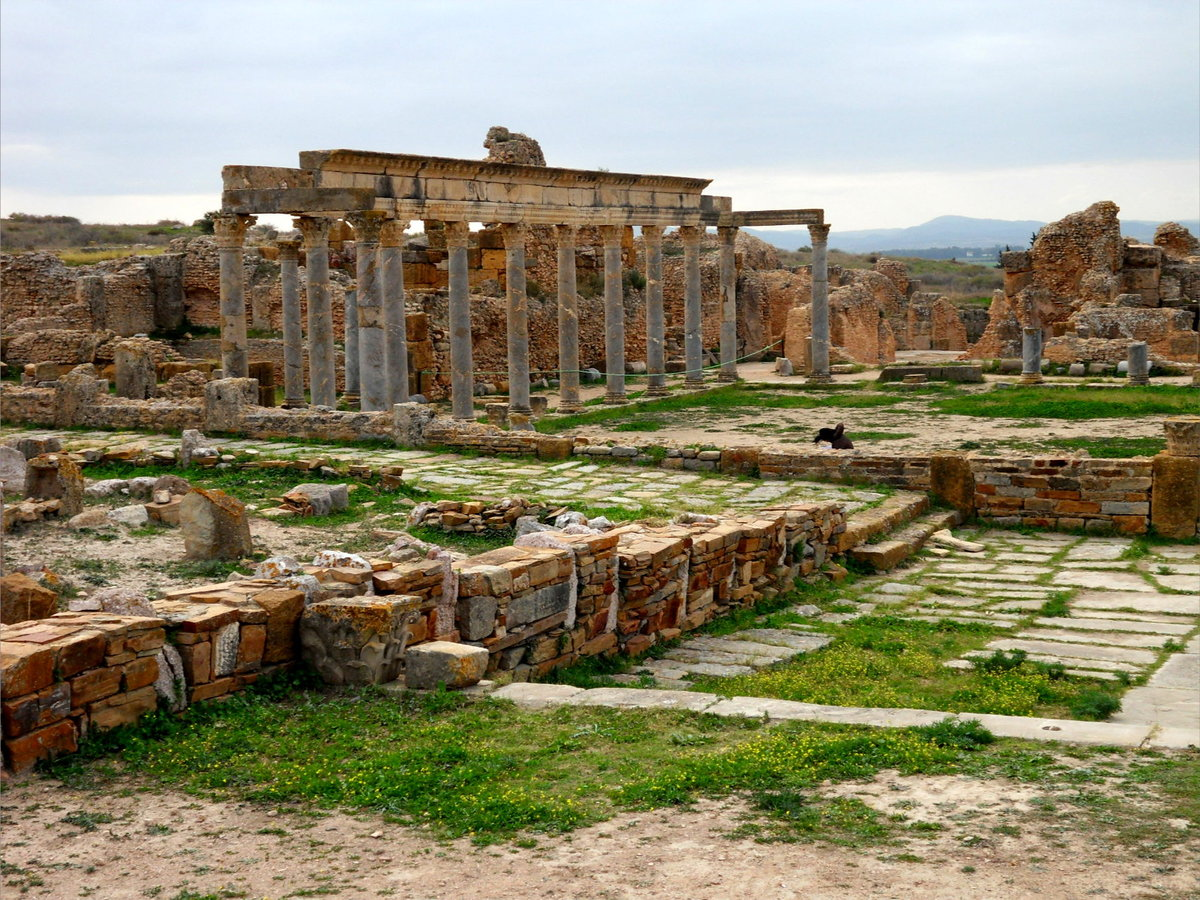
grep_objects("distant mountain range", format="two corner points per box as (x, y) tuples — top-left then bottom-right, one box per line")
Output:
(745, 215), (1200, 255)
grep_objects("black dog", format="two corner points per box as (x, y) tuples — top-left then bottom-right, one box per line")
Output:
(813, 423), (854, 449)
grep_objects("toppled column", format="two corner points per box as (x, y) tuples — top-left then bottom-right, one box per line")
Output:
(680, 225), (705, 387)
(1152, 416), (1200, 538)
(179, 488), (252, 560)
(807, 223), (831, 383)
(276, 238), (306, 408)
(347, 210), (388, 412)
(600, 224), (626, 402)
(502, 223), (532, 415)
(213, 212), (256, 379)
(343, 288), (360, 406)
(643, 225), (668, 397)
(556, 224), (582, 413)
(1020, 327), (1044, 384)
(295, 216), (337, 407)
(381, 219), (410, 406)
(1127, 341), (1150, 386)
(718, 225), (739, 382)
(443, 221), (475, 421)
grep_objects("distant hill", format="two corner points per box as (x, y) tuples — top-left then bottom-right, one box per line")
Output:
(745, 215), (1200, 255)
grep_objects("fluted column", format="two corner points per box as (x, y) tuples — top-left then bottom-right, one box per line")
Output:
(347, 210), (387, 411)
(294, 216), (336, 407)
(807, 223), (832, 383)
(213, 212), (256, 378)
(276, 238), (305, 407)
(443, 221), (475, 421)
(556, 224), (582, 413)
(381, 219), (410, 405)
(600, 225), (627, 403)
(680, 225), (705, 387)
(718, 225), (739, 382)
(643, 226), (667, 397)
(502, 223), (531, 415)
(343, 288), (360, 404)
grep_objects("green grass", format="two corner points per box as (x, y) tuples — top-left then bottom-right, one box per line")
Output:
(978, 436), (1168, 458)
(934, 385), (1198, 420)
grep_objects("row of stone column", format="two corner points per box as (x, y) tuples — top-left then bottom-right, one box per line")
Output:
(214, 212), (834, 417)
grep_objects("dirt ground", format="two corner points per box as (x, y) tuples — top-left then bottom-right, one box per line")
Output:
(2, 769), (1196, 900)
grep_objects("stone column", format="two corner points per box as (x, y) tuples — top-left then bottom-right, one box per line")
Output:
(680, 225), (705, 387)
(381, 219), (410, 405)
(1020, 327), (1044, 384)
(600, 224), (627, 403)
(213, 213), (256, 379)
(807, 223), (832, 383)
(276, 238), (305, 408)
(502, 223), (531, 415)
(347, 210), (387, 411)
(643, 225), (667, 396)
(1127, 341), (1150, 386)
(556, 224), (582, 413)
(295, 216), (336, 407)
(343, 288), (360, 404)
(718, 225), (739, 382)
(444, 221), (475, 421)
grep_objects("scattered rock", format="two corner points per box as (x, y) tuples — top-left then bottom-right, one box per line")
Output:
(85, 478), (129, 498)
(255, 556), (303, 579)
(404, 640), (489, 690)
(929, 530), (985, 553)
(107, 504), (150, 528)
(179, 488), (253, 560)
(0, 446), (28, 495)
(153, 474), (192, 496)
(88, 586), (156, 617)
(0, 572), (59, 624)
(281, 483), (349, 517)
(67, 508), (112, 531)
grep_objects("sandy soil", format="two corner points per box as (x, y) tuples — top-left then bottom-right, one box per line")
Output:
(2, 770), (1196, 900)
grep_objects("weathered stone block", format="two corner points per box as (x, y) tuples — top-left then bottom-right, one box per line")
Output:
(0, 642), (56, 699)
(300, 595), (421, 685)
(0, 446), (27, 496)
(404, 641), (489, 690)
(89, 686), (157, 731)
(931, 453), (975, 518)
(24, 454), (83, 516)
(456, 595), (498, 641)
(507, 582), (571, 628)
(180, 488), (252, 560)
(0, 573), (58, 625)
(3, 718), (77, 772)
(253, 589), (305, 664)
(1151, 453), (1200, 539)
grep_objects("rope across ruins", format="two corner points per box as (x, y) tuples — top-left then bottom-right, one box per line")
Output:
(217, 148), (833, 417)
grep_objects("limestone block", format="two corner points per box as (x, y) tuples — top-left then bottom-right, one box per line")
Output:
(0, 573), (58, 625)
(404, 641), (489, 690)
(203, 378), (259, 432)
(107, 504), (150, 528)
(114, 339), (157, 399)
(153, 644), (188, 712)
(179, 488), (253, 560)
(25, 454), (84, 517)
(1164, 416), (1200, 457)
(1151, 454), (1200, 539)
(508, 582), (572, 628)
(12, 437), (61, 459)
(931, 452), (976, 518)
(457, 595), (498, 641)
(212, 622), (240, 678)
(252, 589), (306, 663)
(0, 446), (27, 495)
(281, 483), (349, 516)
(2, 718), (77, 773)
(300, 595), (421, 685)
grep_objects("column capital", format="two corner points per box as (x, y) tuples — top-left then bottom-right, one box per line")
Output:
(443, 220), (470, 249)
(275, 238), (301, 260)
(717, 225), (739, 244)
(678, 224), (703, 247)
(346, 209), (387, 245)
(641, 224), (664, 246)
(555, 223), (578, 241)
(598, 224), (623, 247)
(500, 222), (528, 244)
(294, 215), (333, 247)
(808, 223), (831, 244)
(212, 212), (256, 249)
(380, 218), (409, 248)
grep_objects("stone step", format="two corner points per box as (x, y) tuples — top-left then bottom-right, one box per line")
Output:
(834, 491), (932, 553)
(846, 509), (962, 572)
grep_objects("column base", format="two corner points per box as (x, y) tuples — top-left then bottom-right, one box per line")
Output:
(717, 372), (738, 383)
(1127, 377), (1150, 386)
(684, 377), (706, 390)
(644, 385), (670, 397)
(342, 392), (360, 406)
(508, 404), (532, 416)
(603, 393), (628, 404)
(1019, 374), (1044, 385)
(281, 399), (309, 410)
(805, 374), (833, 384)
(558, 403), (583, 415)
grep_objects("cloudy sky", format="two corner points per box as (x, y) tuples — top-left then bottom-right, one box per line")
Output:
(1, 0), (1197, 231)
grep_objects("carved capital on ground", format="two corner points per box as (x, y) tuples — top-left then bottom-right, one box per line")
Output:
(213, 213), (256, 249)
(294, 215), (333, 247)
(345, 209), (387, 245)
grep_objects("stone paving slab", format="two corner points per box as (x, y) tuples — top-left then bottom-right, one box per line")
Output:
(1052, 570), (1154, 592)
(911, 615), (1019, 629)
(985, 639), (1157, 666)
(636, 659), (754, 678)
(1019, 628), (1177, 649)
(679, 637), (796, 660)
(1033, 616), (1194, 635)
(1111, 687), (1199, 730)
(1074, 591), (1199, 616)
(1155, 574), (1200, 592)
(567, 688), (721, 712)
(1145, 650), (1199, 690)
(1072, 608), (1196, 625)
(660, 647), (783, 668)
(733, 629), (833, 652)
(1147, 727), (1200, 749)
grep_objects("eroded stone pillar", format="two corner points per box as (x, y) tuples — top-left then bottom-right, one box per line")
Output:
(807, 223), (831, 383)
(680, 225), (705, 387)
(343, 288), (360, 404)
(381, 219), (410, 405)
(347, 210), (387, 411)
(295, 216), (336, 407)
(718, 225), (739, 382)
(556, 224), (582, 413)
(213, 213), (256, 379)
(502, 223), (531, 415)
(444, 221), (475, 421)
(1127, 341), (1150, 386)
(643, 225), (667, 397)
(600, 224), (627, 403)
(276, 238), (305, 408)
(1021, 327), (1044, 384)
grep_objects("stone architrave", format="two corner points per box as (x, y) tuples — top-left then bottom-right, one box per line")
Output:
(295, 216), (337, 407)
(114, 339), (156, 399)
(380, 219), (411, 406)
(212, 213), (256, 379)
(179, 488), (252, 560)
(642, 226), (668, 396)
(555, 224), (582, 413)
(343, 289), (360, 404)
(718, 225), (739, 382)
(680, 225), (705, 387)
(501, 223), (532, 415)
(807, 223), (832, 383)
(600, 224), (627, 403)
(1127, 341), (1150, 386)
(347, 210), (388, 411)
(276, 239), (306, 408)
(1020, 328), (1044, 384)
(443, 221), (475, 421)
